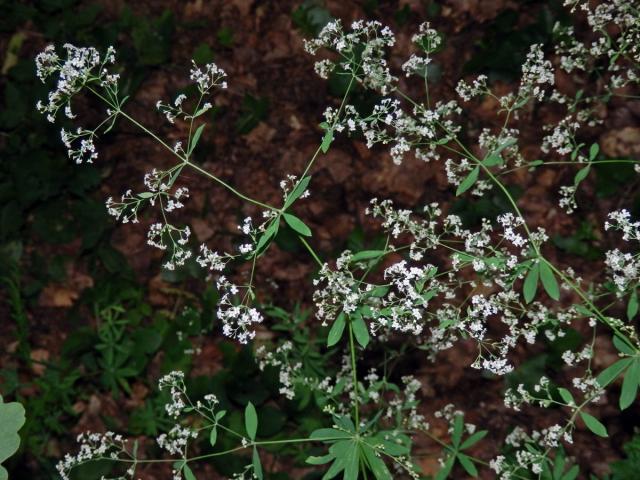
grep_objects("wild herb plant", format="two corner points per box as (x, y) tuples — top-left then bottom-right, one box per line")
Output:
(34, 1), (640, 479)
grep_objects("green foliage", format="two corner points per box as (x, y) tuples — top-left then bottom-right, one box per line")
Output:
(0, 396), (25, 480)
(292, 0), (332, 36)
(610, 434), (640, 480)
(235, 95), (270, 134)
(435, 414), (487, 479)
(464, 5), (562, 80)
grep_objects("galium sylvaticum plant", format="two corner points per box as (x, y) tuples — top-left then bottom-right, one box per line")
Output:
(35, 0), (640, 478)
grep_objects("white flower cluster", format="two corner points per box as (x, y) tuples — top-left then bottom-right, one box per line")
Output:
(605, 209), (640, 241)
(157, 425), (198, 455)
(256, 341), (302, 400)
(60, 127), (99, 164)
(147, 222), (192, 271)
(159, 371), (187, 418)
(518, 44), (555, 101)
(401, 22), (442, 77)
(455, 74), (488, 102)
(190, 60), (228, 93)
(313, 251), (366, 326)
(374, 261), (439, 335)
(304, 20), (397, 94)
(215, 276), (263, 344)
(36, 44), (118, 123)
(56, 431), (127, 480)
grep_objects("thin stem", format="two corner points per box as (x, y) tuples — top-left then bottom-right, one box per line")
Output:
(298, 235), (323, 267)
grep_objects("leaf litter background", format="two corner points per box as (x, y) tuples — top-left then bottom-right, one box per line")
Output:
(1, 0), (640, 478)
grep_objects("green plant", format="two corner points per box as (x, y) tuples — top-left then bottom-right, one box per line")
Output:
(29, 1), (640, 479)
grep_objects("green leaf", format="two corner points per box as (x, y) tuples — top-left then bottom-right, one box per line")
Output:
(310, 427), (352, 440)
(456, 166), (479, 196)
(351, 315), (370, 348)
(183, 464), (197, 480)
(460, 430), (488, 450)
(256, 220), (278, 254)
(627, 290), (639, 321)
(523, 263), (539, 303)
(209, 426), (217, 447)
(574, 165), (591, 186)
(321, 129), (334, 153)
(351, 250), (386, 263)
(343, 441), (359, 480)
(589, 143), (599, 161)
(188, 124), (206, 155)
(283, 213), (312, 237)
(558, 388), (575, 405)
(457, 453), (478, 477)
(0, 396), (25, 480)
(597, 358), (633, 388)
(361, 444), (392, 480)
(245, 402), (258, 440)
(539, 261), (560, 300)
(306, 453), (336, 465)
(352, 315), (370, 348)
(620, 360), (640, 410)
(435, 456), (455, 480)
(580, 412), (608, 437)
(452, 414), (464, 447)
(283, 175), (312, 209)
(613, 334), (636, 355)
(252, 447), (263, 480)
(482, 155), (503, 167)
(562, 465), (579, 480)
(328, 312), (347, 347)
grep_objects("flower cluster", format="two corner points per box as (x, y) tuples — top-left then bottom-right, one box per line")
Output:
(36, 44), (118, 123)
(215, 276), (264, 344)
(304, 20), (396, 93)
(56, 432), (127, 480)
(189, 61), (228, 93)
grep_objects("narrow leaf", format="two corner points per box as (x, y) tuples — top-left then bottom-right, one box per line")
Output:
(361, 444), (392, 480)
(613, 334), (636, 355)
(457, 453), (478, 477)
(557, 388), (575, 405)
(283, 175), (312, 209)
(523, 263), (539, 303)
(452, 414), (464, 447)
(596, 358), (633, 388)
(188, 124), (206, 154)
(245, 402), (258, 440)
(183, 464), (197, 480)
(435, 456), (455, 480)
(350, 250), (386, 262)
(460, 430), (488, 450)
(209, 426), (217, 447)
(351, 315), (370, 348)
(456, 166), (479, 196)
(482, 155), (502, 167)
(252, 447), (263, 480)
(589, 143), (599, 161)
(539, 261), (560, 300)
(627, 290), (639, 321)
(580, 412), (608, 437)
(327, 313), (347, 347)
(283, 213), (312, 237)
(306, 453), (336, 465)
(321, 129), (334, 153)
(620, 360), (640, 410)
(574, 165), (591, 186)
